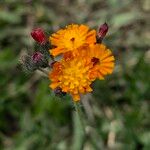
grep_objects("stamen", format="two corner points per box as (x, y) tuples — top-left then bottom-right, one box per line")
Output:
(91, 57), (99, 65)
(70, 37), (75, 42)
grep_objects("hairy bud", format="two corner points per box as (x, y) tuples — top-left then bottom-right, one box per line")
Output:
(20, 54), (37, 72)
(31, 51), (48, 68)
(54, 87), (66, 97)
(97, 23), (109, 43)
(31, 28), (47, 44)
(31, 52), (43, 63)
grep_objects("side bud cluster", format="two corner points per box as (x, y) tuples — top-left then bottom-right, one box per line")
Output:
(20, 51), (48, 72)
(21, 28), (49, 73)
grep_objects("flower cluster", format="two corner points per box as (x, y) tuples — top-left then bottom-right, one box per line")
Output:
(49, 24), (115, 101)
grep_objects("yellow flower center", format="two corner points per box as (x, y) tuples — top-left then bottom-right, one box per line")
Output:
(50, 57), (93, 101)
(49, 24), (96, 56)
(62, 31), (86, 50)
(60, 59), (91, 92)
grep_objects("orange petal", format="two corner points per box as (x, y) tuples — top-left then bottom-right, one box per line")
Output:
(79, 25), (89, 34)
(86, 30), (96, 44)
(102, 67), (114, 74)
(101, 62), (115, 68)
(50, 47), (65, 56)
(50, 83), (59, 89)
(97, 71), (105, 79)
(102, 56), (115, 62)
(72, 94), (80, 101)
(86, 86), (93, 92)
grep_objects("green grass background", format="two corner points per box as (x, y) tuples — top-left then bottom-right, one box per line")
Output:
(0, 0), (150, 149)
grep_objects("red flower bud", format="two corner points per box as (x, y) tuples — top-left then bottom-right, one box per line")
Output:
(31, 28), (47, 44)
(31, 52), (43, 63)
(98, 23), (109, 38)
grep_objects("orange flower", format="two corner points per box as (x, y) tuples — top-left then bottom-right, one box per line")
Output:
(49, 62), (63, 86)
(89, 44), (115, 80)
(49, 24), (96, 56)
(49, 44), (115, 101)
(49, 24), (115, 101)
(49, 56), (94, 101)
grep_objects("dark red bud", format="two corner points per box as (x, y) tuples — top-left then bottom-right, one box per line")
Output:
(31, 28), (47, 44)
(98, 23), (109, 38)
(31, 52), (43, 63)
(54, 87), (66, 97)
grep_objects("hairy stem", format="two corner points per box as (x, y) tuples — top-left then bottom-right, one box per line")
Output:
(38, 68), (49, 76)
(74, 101), (86, 133)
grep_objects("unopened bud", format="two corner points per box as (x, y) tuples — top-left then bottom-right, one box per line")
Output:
(31, 52), (48, 68)
(31, 28), (47, 44)
(97, 23), (108, 43)
(32, 52), (43, 63)
(20, 54), (37, 72)
(54, 87), (66, 97)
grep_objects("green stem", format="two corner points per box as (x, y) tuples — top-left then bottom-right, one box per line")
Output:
(38, 68), (49, 76)
(72, 101), (86, 150)
(74, 101), (85, 133)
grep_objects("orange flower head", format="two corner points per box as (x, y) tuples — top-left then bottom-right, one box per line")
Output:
(49, 56), (94, 101)
(49, 24), (96, 56)
(89, 44), (115, 80)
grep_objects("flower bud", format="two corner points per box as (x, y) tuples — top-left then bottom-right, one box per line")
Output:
(97, 23), (108, 43)
(31, 52), (48, 68)
(31, 52), (43, 63)
(31, 28), (47, 44)
(20, 54), (37, 72)
(54, 87), (66, 97)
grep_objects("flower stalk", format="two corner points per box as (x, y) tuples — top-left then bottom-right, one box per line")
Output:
(38, 68), (49, 76)
(74, 101), (86, 133)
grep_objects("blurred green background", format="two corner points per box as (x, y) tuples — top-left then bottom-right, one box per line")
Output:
(0, 0), (150, 149)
